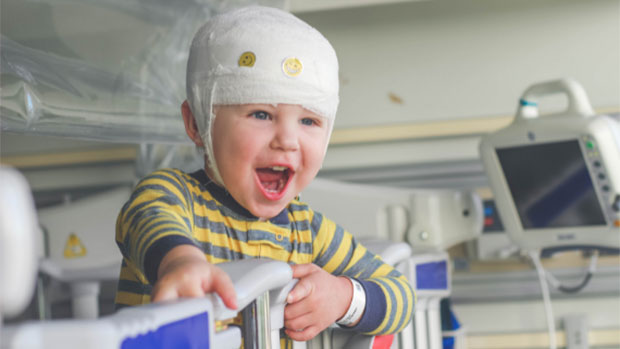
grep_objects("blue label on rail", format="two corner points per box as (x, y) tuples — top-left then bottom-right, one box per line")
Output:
(121, 312), (210, 349)
(416, 260), (448, 290)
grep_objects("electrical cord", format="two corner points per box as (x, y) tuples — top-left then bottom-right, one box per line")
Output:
(544, 250), (598, 294)
(528, 249), (557, 349)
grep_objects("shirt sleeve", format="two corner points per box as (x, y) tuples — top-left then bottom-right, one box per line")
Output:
(116, 169), (199, 285)
(310, 209), (415, 336)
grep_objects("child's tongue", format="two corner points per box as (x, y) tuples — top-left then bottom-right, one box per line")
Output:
(256, 168), (286, 192)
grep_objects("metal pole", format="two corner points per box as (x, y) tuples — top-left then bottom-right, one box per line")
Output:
(243, 292), (272, 349)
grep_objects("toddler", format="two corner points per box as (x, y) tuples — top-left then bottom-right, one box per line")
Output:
(115, 6), (414, 342)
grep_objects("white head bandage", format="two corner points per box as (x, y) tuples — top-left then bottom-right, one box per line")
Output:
(186, 6), (340, 186)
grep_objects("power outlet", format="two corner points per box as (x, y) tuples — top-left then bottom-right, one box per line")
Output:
(563, 314), (589, 349)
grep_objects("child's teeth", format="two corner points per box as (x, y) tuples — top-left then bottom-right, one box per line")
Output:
(272, 166), (287, 171)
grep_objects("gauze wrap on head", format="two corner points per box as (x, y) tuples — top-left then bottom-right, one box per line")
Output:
(186, 6), (339, 186)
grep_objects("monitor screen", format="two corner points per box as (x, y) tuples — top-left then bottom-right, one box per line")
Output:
(496, 140), (607, 229)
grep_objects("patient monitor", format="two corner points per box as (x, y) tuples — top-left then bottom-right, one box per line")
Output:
(480, 78), (620, 251)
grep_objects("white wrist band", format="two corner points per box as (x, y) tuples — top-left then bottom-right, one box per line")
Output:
(336, 277), (366, 326)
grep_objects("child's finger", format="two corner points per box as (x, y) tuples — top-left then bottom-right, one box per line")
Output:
(284, 310), (314, 331)
(290, 263), (318, 279)
(151, 285), (178, 303)
(284, 298), (312, 320)
(287, 278), (313, 303)
(285, 325), (320, 342)
(209, 268), (238, 310)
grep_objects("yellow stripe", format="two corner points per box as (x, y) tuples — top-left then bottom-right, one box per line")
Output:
(316, 217), (337, 259)
(368, 280), (391, 335)
(118, 264), (147, 282)
(134, 219), (186, 261)
(115, 291), (150, 306)
(323, 232), (352, 273)
(138, 230), (191, 263)
(140, 173), (188, 208)
(400, 275), (415, 331)
(369, 261), (393, 279)
(290, 209), (311, 222)
(382, 277), (404, 334)
(343, 245), (367, 276)
(311, 211), (329, 261)
(192, 206), (252, 233)
(193, 227), (275, 257)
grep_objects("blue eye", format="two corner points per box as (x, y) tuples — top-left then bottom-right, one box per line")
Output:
(301, 117), (317, 126)
(252, 111), (270, 120)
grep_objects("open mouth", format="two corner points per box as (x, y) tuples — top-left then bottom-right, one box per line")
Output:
(255, 165), (293, 199)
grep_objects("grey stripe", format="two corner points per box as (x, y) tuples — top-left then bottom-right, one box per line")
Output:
(148, 172), (185, 197)
(137, 224), (190, 268)
(197, 241), (255, 261)
(193, 215), (313, 254)
(172, 171), (196, 231)
(290, 235), (313, 255)
(117, 279), (151, 295)
(193, 216), (252, 244)
(292, 218), (311, 232)
(374, 278), (398, 332)
(358, 257), (385, 279)
(125, 187), (187, 229)
(128, 213), (190, 262)
(345, 250), (381, 278)
(315, 225), (344, 267)
(192, 192), (221, 211)
(194, 214), (245, 237)
(310, 211), (323, 242)
(387, 269), (402, 278)
(391, 277), (413, 332)
(333, 240), (355, 275)
(192, 192), (256, 222)
(130, 210), (189, 238)
(288, 203), (309, 212)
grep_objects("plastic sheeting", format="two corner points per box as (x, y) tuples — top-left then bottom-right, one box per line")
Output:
(1, 0), (284, 144)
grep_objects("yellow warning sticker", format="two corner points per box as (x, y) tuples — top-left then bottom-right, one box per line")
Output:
(64, 233), (87, 258)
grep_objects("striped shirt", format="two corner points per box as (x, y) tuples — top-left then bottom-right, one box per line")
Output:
(115, 168), (414, 336)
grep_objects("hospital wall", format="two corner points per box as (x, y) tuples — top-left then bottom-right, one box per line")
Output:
(297, 0), (620, 179)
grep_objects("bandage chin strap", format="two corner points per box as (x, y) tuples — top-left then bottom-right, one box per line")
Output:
(203, 81), (225, 187)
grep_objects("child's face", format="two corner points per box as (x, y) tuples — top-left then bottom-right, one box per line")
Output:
(210, 104), (329, 219)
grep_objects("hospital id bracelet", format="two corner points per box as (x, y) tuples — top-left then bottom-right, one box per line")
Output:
(336, 276), (366, 326)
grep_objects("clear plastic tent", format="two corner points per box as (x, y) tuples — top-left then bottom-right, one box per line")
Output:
(1, 0), (284, 144)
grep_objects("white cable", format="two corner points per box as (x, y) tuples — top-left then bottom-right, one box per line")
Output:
(528, 249), (557, 349)
(588, 250), (599, 273)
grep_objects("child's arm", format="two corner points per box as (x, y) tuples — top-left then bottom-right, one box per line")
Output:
(303, 210), (415, 338)
(115, 169), (237, 309)
(151, 244), (237, 310)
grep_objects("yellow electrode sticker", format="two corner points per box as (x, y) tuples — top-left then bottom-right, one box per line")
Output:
(238, 52), (256, 67)
(63, 233), (87, 258)
(282, 57), (302, 77)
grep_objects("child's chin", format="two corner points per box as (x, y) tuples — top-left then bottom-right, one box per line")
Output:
(250, 202), (288, 220)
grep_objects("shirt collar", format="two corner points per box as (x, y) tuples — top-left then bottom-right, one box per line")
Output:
(190, 169), (290, 225)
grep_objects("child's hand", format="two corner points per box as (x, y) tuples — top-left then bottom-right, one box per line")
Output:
(151, 245), (237, 310)
(283, 263), (353, 341)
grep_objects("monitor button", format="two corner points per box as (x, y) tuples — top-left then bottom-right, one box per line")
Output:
(612, 194), (620, 212)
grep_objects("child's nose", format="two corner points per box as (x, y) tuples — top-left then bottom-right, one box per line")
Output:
(270, 122), (300, 151)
